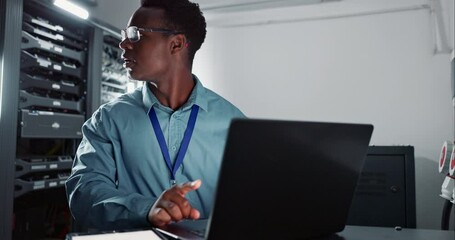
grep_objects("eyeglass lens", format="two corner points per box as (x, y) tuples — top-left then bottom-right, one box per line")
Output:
(121, 27), (140, 42)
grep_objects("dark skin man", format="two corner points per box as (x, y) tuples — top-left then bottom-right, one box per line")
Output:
(119, 7), (202, 227)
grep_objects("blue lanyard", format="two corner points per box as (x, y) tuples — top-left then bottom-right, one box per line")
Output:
(148, 105), (199, 185)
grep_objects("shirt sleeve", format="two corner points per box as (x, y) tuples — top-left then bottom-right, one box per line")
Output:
(65, 108), (155, 230)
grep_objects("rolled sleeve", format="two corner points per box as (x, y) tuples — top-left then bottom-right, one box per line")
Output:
(65, 109), (155, 230)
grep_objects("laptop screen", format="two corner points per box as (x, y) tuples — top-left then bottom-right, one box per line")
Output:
(162, 119), (373, 240)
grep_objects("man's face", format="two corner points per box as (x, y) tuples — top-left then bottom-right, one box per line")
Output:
(119, 7), (173, 81)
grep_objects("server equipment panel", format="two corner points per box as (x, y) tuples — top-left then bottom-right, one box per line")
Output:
(101, 34), (129, 104)
(13, 0), (90, 239)
(15, 156), (73, 178)
(20, 72), (81, 96)
(19, 90), (85, 114)
(16, 1), (88, 188)
(19, 109), (84, 138)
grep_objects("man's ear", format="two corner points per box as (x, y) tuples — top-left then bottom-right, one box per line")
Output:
(170, 34), (187, 54)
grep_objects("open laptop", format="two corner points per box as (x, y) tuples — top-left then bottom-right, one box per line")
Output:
(158, 119), (374, 240)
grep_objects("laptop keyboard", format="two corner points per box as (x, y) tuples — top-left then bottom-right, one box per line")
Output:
(189, 229), (205, 237)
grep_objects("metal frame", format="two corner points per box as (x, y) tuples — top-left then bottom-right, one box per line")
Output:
(0, 0), (23, 239)
(86, 18), (122, 116)
(86, 27), (102, 116)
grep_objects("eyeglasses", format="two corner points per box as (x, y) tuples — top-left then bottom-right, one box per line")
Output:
(120, 26), (181, 43)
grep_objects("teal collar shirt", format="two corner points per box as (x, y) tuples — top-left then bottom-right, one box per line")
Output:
(66, 76), (245, 230)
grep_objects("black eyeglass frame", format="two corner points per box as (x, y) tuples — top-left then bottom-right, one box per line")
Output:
(121, 26), (182, 42)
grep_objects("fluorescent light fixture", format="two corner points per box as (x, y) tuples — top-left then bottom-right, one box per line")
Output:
(196, 0), (338, 12)
(54, 0), (89, 20)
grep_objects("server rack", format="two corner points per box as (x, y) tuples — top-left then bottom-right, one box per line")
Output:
(0, 0), (23, 239)
(86, 19), (139, 117)
(0, 0), (129, 239)
(14, 1), (89, 239)
(101, 34), (130, 105)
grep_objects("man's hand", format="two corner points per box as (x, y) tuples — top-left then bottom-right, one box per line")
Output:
(148, 179), (202, 227)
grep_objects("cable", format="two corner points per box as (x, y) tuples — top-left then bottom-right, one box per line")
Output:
(441, 199), (452, 230)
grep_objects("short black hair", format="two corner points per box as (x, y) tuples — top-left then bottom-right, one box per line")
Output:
(141, 0), (206, 65)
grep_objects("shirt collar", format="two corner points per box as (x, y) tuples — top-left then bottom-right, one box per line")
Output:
(142, 74), (208, 114)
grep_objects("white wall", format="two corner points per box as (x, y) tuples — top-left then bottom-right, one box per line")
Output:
(193, 1), (453, 229)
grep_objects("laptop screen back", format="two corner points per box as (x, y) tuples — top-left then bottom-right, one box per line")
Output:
(206, 119), (373, 240)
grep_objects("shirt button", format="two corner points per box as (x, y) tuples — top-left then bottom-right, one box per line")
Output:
(171, 146), (177, 151)
(173, 115), (179, 119)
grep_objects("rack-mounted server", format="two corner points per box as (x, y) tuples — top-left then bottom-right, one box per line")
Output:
(15, 0), (88, 201)
(101, 35), (129, 104)
(20, 72), (81, 96)
(15, 156), (73, 178)
(18, 109), (84, 138)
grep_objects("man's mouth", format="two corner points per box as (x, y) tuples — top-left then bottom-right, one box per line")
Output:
(122, 58), (136, 68)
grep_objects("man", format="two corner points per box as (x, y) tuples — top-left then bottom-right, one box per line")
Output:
(65, 0), (245, 230)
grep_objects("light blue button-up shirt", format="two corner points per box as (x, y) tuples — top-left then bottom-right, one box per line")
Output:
(65, 76), (245, 230)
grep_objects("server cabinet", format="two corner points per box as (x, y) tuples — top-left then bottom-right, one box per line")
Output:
(0, 0), (23, 239)
(14, 1), (89, 239)
(0, 0), (129, 239)
(101, 34), (130, 105)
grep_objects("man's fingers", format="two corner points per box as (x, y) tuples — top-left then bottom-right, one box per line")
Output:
(189, 208), (200, 220)
(176, 179), (202, 195)
(149, 180), (202, 227)
(164, 191), (191, 218)
(158, 199), (184, 221)
(150, 207), (172, 227)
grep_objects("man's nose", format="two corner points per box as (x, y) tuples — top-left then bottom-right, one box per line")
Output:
(119, 38), (132, 50)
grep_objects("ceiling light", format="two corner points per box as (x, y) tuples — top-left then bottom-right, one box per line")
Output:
(54, 0), (89, 20)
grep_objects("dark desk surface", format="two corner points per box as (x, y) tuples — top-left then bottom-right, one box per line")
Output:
(337, 225), (454, 240)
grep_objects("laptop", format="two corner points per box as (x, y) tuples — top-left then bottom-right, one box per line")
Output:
(158, 119), (374, 240)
